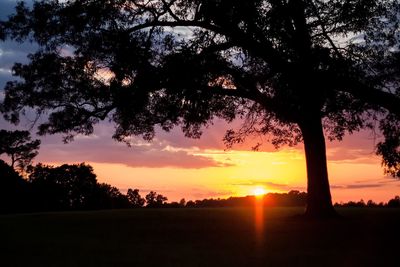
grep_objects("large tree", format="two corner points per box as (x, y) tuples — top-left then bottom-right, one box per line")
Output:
(1, 0), (399, 217)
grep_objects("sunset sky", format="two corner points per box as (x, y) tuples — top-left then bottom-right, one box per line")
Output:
(1, 0), (399, 203)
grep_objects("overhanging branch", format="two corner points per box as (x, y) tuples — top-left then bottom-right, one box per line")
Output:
(341, 79), (400, 115)
(126, 20), (288, 73)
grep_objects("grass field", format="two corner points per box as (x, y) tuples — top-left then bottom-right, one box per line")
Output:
(1, 207), (400, 267)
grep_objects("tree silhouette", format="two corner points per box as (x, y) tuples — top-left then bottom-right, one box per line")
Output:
(92, 183), (131, 209)
(28, 163), (98, 210)
(387, 196), (400, 208)
(1, 1), (400, 217)
(127, 188), (145, 207)
(0, 159), (30, 213)
(0, 130), (40, 172)
(145, 191), (168, 208)
(179, 198), (186, 207)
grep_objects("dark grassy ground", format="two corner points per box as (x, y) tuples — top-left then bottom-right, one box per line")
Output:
(1, 207), (399, 267)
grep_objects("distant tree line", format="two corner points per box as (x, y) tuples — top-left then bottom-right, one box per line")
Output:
(0, 160), (169, 213)
(0, 129), (170, 213)
(334, 197), (400, 208)
(184, 191), (308, 208)
(1, 130), (400, 213)
(2, 158), (400, 214)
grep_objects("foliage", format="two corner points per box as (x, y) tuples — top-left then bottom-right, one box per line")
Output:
(127, 188), (146, 207)
(28, 163), (99, 210)
(0, 129), (40, 172)
(145, 191), (168, 207)
(0, 159), (30, 213)
(387, 196), (400, 208)
(92, 183), (131, 209)
(0, 161), (132, 212)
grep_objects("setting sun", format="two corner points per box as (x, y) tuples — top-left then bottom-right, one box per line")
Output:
(253, 187), (267, 197)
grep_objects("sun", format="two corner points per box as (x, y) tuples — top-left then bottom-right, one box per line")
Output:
(253, 187), (267, 197)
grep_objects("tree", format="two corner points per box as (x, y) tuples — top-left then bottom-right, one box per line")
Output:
(0, 130), (40, 172)
(179, 198), (186, 207)
(29, 163), (98, 210)
(92, 183), (131, 209)
(0, 159), (30, 213)
(387, 196), (400, 208)
(145, 191), (168, 207)
(156, 194), (168, 206)
(127, 188), (145, 207)
(1, 0), (400, 217)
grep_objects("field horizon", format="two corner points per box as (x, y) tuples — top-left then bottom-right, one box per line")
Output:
(1, 207), (399, 267)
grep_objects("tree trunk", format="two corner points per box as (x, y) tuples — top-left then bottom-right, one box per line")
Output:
(11, 154), (15, 169)
(299, 114), (337, 218)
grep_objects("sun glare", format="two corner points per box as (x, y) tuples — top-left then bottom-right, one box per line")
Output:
(253, 187), (267, 197)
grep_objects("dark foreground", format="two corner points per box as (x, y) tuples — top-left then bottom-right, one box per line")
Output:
(1, 207), (399, 267)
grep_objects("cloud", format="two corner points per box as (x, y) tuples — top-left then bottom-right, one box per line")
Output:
(0, 40), (39, 89)
(0, 1), (37, 89)
(327, 146), (379, 165)
(34, 123), (235, 169)
(37, 142), (232, 169)
(230, 180), (305, 192)
(0, 1), (19, 20)
(0, 41), (38, 60)
(331, 183), (383, 189)
(325, 129), (382, 165)
(232, 180), (287, 188)
(346, 184), (383, 189)
(331, 177), (400, 190)
(189, 188), (235, 199)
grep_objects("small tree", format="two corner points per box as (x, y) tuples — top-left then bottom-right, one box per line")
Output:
(179, 198), (186, 207)
(0, 130), (40, 172)
(127, 188), (145, 208)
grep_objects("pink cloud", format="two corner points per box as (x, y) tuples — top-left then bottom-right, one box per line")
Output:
(36, 123), (234, 169)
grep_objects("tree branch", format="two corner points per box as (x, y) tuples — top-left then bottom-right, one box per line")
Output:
(207, 84), (277, 114)
(309, 0), (344, 60)
(160, 0), (181, 21)
(341, 79), (400, 115)
(127, 20), (288, 73)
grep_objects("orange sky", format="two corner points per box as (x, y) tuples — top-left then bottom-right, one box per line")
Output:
(35, 120), (400, 203)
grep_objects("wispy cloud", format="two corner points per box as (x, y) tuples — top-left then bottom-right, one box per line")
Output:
(31, 123), (235, 169)
(332, 183), (384, 189)
(230, 180), (305, 192)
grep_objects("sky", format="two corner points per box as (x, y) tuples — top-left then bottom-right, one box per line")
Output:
(1, 0), (399, 203)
